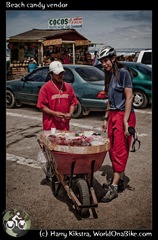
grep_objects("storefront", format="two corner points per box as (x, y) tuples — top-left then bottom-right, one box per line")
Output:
(6, 28), (92, 78)
(7, 40), (43, 77)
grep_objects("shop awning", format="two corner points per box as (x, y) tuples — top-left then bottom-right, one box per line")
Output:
(75, 40), (90, 46)
(43, 39), (62, 46)
(43, 39), (91, 47)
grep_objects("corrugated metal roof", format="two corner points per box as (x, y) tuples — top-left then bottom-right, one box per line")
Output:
(7, 28), (90, 42)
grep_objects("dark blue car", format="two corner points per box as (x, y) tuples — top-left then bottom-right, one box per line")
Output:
(6, 64), (108, 118)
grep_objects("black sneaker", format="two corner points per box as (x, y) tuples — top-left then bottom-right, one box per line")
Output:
(100, 185), (118, 202)
(118, 179), (125, 192)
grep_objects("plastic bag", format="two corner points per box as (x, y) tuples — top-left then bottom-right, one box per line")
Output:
(37, 150), (47, 167)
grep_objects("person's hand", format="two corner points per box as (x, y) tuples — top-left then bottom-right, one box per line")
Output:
(124, 121), (130, 137)
(64, 113), (72, 120)
(102, 120), (108, 132)
(53, 111), (65, 119)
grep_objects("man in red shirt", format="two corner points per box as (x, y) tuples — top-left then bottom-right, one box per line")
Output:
(37, 61), (78, 131)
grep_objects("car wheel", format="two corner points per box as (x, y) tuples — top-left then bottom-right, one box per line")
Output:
(133, 90), (148, 109)
(72, 100), (83, 119)
(6, 90), (16, 108)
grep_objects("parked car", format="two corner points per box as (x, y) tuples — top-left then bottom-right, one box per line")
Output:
(95, 62), (152, 109)
(134, 49), (152, 67)
(6, 64), (108, 118)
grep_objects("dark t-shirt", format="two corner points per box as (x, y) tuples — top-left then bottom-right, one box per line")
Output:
(108, 68), (134, 111)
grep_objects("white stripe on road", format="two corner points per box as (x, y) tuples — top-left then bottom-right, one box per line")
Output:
(7, 112), (41, 121)
(135, 109), (152, 114)
(6, 153), (41, 169)
(6, 111), (149, 135)
(6, 112), (101, 130)
(70, 122), (102, 131)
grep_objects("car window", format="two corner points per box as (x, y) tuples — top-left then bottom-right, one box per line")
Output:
(136, 65), (152, 77)
(26, 67), (49, 82)
(75, 67), (104, 81)
(127, 67), (137, 78)
(62, 68), (74, 83)
(95, 64), (104, 71)
(46, 72), (51, 82)
(142, 52), (152, 65)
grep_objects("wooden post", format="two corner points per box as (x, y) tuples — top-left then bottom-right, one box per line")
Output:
(72, 43), (75, 65)
(38, 42), (43, 66)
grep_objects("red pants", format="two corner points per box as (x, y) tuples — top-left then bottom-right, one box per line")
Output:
(108, 110), (136, 173)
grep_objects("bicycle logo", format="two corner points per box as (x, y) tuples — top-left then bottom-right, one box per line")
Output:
(6, 211), (27, 230)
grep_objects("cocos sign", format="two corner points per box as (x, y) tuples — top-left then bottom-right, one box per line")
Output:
(48, 17), (83, 28)
(49, 18), (68, 26)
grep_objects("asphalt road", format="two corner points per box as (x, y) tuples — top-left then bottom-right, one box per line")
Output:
(5, 105), (152, 232)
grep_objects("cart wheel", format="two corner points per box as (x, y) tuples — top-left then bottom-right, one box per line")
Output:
(72, 178), (90, 217)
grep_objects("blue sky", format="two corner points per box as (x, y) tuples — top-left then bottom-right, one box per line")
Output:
(6, 10), (152, 49)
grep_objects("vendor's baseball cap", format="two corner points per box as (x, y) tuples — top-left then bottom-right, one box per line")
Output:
(49, 61), (65, 75)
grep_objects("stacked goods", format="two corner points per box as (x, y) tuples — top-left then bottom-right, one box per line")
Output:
(48, 130), (109, 147)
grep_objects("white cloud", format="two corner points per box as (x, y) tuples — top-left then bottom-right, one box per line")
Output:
(6, 10), (152, 49)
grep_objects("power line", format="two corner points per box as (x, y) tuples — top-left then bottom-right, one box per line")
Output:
(31, 19), (49, 29)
